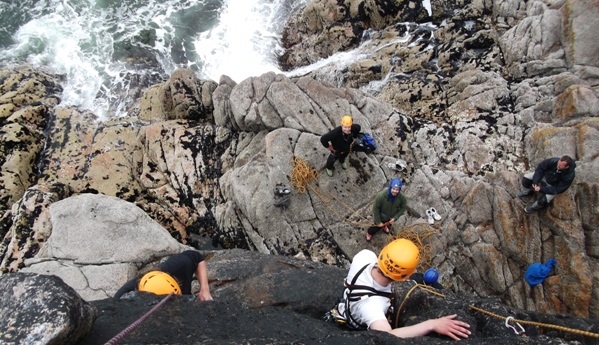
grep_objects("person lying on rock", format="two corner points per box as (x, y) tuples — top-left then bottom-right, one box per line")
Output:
(114, 250), (213, 301)
(336, 239), (470, 340)
(320, 115), (361, 177)
(517, 155), (576, 214)
(366, 178), (406, 242)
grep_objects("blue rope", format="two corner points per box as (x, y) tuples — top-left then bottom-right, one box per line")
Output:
(104, 293), (174, 345)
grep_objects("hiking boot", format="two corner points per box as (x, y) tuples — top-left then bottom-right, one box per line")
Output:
(326, 168), (333, 177)
(517, 190), (532, 199)
(341, 161), (348, 170)
(365, 233), (372, 242)
(524, 205), (534, 214)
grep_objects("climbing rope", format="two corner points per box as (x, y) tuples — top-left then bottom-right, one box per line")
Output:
(290, 156), (318, 194)
(290, 157), (373, 227)
(392, 284), (599, 339)
(468, 305), (599, 338)
(104, 293), (174, 345)
(393, 283), (443, 328)
(394, 224), (439, 268)
(290, 156), (439, 267)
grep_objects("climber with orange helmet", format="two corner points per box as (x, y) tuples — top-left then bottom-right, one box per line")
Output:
(320, 115), (361, 177)
(336, 239), (470, 340)
(114, 250), (213, 301)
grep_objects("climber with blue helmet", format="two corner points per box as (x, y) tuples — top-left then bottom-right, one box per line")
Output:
(366, 178), (407, 242)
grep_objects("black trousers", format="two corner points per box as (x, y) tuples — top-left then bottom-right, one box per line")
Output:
(326, 152), (349, 170)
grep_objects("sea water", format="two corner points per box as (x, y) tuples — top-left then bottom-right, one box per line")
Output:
(0, 0), (432, 119)
(0, 0), (307, 118)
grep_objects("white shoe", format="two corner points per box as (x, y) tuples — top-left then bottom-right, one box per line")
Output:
(429, 207), (441, 221)
(387, 159), (408, 172)
(426, 209), (434, 224)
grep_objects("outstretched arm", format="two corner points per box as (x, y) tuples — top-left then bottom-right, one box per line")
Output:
(370, 314), (470, 340)
(195, 261), (213, 301)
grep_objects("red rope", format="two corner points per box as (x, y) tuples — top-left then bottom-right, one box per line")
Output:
(104, 293), (174, 345)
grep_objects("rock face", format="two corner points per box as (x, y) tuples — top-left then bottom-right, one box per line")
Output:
(3, 193), (599, 344)
(0, 0), (598, 328)
(5, 249), (599, 345)
(20, 193), (189, 301)
(0, 272), (96, 345)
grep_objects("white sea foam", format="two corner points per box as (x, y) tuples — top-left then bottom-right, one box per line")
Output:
(0, 0), (437, 120)
(195, 0), (308, 83)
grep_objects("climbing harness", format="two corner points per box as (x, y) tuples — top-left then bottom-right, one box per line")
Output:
(104, 293), (174, 345)
(273, 183), (291, 208)
(328, 263), (394, 330)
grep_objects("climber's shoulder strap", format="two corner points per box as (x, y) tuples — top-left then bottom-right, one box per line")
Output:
(332, 263), (394, 330)
(345, 264), (394, 300)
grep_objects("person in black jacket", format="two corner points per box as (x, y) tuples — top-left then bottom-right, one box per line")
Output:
(517, 156), (576, 213)
(114, 250), (213, 301)
(320, 115), (361, 176)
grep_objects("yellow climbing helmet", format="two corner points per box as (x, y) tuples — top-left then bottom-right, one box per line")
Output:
(378, 239), (420, 281)
(341, 115), (353, 127)
(138, 271), (182, 295)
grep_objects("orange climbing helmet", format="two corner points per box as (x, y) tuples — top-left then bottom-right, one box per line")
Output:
(378, 239), (420, 281)
(138, 271), (182, 295)
(341, 115), (353, 127)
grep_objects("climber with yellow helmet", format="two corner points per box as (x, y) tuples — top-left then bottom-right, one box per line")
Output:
(335, 239), (470, 340)
(320, 115), (361, 177)
(114, 250), (213, 301)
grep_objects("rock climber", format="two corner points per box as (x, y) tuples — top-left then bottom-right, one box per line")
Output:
(320, 115), (361, 177)
(114, 250), (213, 301)
(366, 178), (407, 242)
(518, 155), (576, 214)
(336, 239), (471, 339)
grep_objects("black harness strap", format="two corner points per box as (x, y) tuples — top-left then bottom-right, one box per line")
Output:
(341, 263), (393, 329)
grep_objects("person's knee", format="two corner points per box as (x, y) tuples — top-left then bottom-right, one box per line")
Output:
(522, 177), (533, 189)
(537, 194), (549, 206)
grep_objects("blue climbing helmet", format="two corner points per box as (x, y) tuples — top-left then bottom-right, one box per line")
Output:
(388, 178), (402, 195)
(423, 268), (439, 285)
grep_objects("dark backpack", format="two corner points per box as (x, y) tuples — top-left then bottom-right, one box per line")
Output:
(353, 133), (377, 154)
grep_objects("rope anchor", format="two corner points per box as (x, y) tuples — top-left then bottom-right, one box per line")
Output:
(505, 316), (525, 335)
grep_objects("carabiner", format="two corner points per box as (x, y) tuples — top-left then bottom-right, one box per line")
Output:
(505, 316), (525, 335)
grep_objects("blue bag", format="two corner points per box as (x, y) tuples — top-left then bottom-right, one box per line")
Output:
(354, 133), (377, 153)
(525, 259), (557, 287)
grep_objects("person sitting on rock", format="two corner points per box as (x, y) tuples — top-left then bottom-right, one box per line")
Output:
(320, 115), (361, 177)
(114, 250), (213, 301)
(337, 239), (471, 340)
(366, 178), (406, 242)
(517, 155), (576, 214)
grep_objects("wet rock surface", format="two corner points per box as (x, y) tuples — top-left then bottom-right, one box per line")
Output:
(1, 2), (599, 342)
